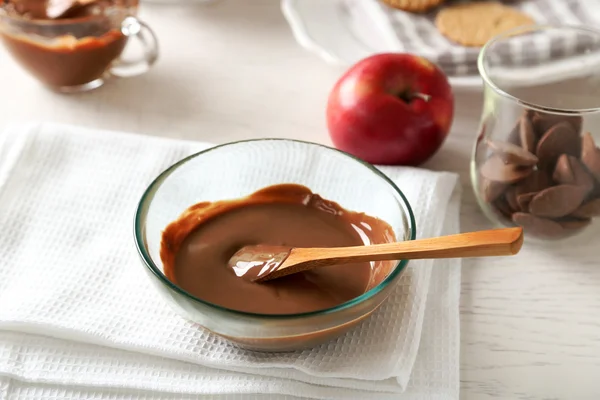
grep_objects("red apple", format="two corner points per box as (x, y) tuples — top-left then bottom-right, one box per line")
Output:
(326, 53), (454, 166)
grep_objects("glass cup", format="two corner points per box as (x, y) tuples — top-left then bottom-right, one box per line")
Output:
(0, 0), (158, 93)
(471, 25), (600, 242)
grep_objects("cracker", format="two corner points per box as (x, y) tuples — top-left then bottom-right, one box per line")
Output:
(435, 1), (535, 47)
(381, 0), (445, 13)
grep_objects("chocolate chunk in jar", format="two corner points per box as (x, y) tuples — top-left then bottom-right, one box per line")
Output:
(531, 112), (583, 136)
(516, 192), (536, 212)
(528, 184), (588, 219)
(506, 119), (522, 147)
(481, 178), (507, 203)
(159, 184), (396, 315)
(536, 122), (581, 170)
(514, 170), (551, 196)
(519, 116), (537, 153)
(553, 154), (595, 193)
(557, 217), (592, 231)
(581, 132), (600, 182)
(492, 196), (513, 220)
(486, 139), (538, 166)
(505, 186), (520, 212)
(480, 156), (533, 184)
(512, 212), (564, 239)
(552, 154), (575, 184)
(570, 198), (600, 219)
(589, 181), (600, 201)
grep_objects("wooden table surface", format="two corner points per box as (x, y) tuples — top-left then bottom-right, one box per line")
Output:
(0, 1), (598, 399)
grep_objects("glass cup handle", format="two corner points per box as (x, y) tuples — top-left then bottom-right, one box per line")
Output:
(109, 16), (159, 78)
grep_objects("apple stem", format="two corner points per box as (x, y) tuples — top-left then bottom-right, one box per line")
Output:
(412, 92), (432, 102)
(397, 91), (432, 103)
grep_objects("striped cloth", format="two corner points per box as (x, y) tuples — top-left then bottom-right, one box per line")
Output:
(366, 0), (600, 76)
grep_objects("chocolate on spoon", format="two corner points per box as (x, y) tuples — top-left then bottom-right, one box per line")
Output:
(229, 227), (524, 283)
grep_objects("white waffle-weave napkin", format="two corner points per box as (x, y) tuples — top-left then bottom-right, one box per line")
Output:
(340, 0), (600, 76)
(0, 122), (461, 399)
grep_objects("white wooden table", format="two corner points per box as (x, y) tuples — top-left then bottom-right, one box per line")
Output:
(0, 1), (598, 399)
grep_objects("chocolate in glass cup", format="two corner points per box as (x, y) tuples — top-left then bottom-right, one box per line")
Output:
(471, 25), (600, 242)
(0, 0), (158, 92)
(134, 139), (416, 352)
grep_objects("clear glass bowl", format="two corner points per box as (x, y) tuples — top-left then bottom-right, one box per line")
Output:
(134, 139), (416, 351)
(471, 25), (600, 242)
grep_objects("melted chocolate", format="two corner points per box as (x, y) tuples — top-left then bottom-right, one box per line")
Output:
(160, 184), (397, 315)
(0, 30), (127, 87)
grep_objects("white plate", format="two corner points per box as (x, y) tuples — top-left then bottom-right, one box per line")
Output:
(281, 0), (483, 91)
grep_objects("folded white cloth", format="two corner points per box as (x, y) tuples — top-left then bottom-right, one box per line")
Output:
(0, 122), (461, 399)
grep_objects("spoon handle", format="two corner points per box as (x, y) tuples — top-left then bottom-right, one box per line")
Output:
(291, 227), (523, 265)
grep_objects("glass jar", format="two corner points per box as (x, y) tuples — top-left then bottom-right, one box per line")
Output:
(471, 25), (600, 241)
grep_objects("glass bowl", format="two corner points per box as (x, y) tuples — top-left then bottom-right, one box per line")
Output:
(471, 25), (600, 242)
(134, 139), (416, 352)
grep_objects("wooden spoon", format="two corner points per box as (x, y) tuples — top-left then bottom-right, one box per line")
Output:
(229, 227), (523, 283)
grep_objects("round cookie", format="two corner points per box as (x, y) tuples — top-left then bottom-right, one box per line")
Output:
(435, 1), (535, 47)
(381, 0), (445, 13)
